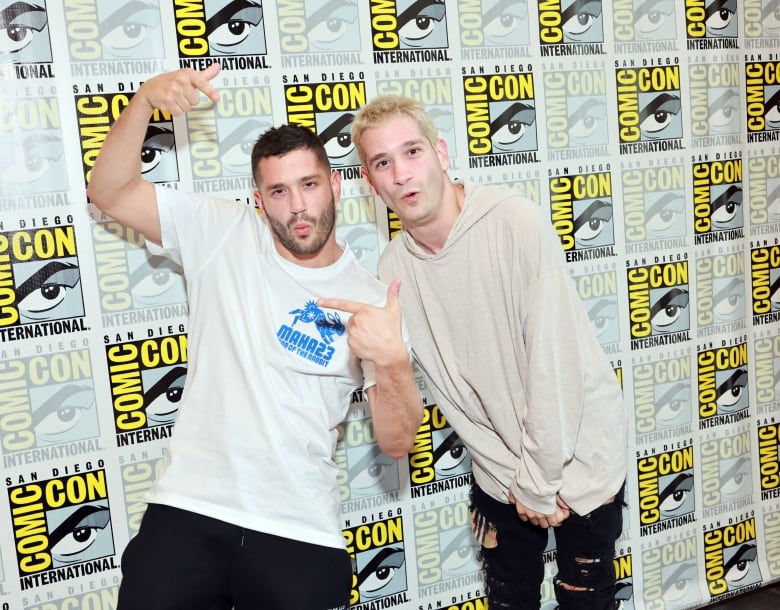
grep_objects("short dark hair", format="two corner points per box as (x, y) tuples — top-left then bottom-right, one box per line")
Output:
(251, 124), (331, 186)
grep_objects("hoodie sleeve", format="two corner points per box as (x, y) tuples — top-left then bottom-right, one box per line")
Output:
(508, 209), (591, 514)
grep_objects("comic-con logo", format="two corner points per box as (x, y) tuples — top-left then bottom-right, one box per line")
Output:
(685, 0), (738, 49)
(457, 0), (531, 58)
(642, 536), (701, 608)
(186, 83), (273, 188)
(277, 0), (361, 55)
(544, 66), (609, 160)
(615, 63), (684, 154)
(174, 0), (268, 70)
(758, 421), (780, 500)
(105, 332), (187, 446)
(613, 0), (678, 45)
(703, 518), (762, 600)
(284, 77), (366, 178)
(626, 260), (691, 350)
(700, 431), (753, 516)
(689, 60), (742, 143)
(746, 60), (780, 142)
(63, 0), (165, 62)
(408, 404), (472, 498)
(462, 70), (539, 168)
(369, 0), (451, 63)
(748, 151), (780, 227)
(622, 162), (688, 253)
(538, 0), (605, 56)
(744, 1), (780, 43)
(0, 349), (99, 461)
(697, 341), (750, 428)
(343, 514), (410, 606)
(7, 467), (117, 588)
(549, 170), (615, 262)
(336, 193), (380, 281)
(764, 508), (780, 578)
(633, 353), (692, 441)
(120, 454), (163, 538)
(613, 550), (634, 610)
(76, 90), (177, 187)
(91, 221), (186, 319)
(0, 0), (53, 77)
(0, 93), (67, 197)
(24, 582), (121, 610)
(572, 267), (620, 349)
(0, 224), (86, 338)
(695, 251), (746, 332)
(636, 445), (696, 535)
(414, 501), (481, 595)
(754, 333), (780, 408)
(692, 157), (744, 243)
(750, 243), (780, 324)
(336, 397), (401, 507)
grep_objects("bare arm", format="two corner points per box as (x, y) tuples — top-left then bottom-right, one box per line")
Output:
(86, 64), (221, 245)
(319, 281), (424, 459)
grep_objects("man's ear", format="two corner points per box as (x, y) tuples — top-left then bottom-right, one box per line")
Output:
(253, 190), (265, 213)
(436, 138), (450, 171)
(361, 168), (378, 194)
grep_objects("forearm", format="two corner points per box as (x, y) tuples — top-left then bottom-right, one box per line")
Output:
(368, 356), (423, 460)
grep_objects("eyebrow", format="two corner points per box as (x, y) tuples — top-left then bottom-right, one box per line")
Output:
(17, 261), (80, 301)
(100, 1), (158, 32)
(206, 0), (262, 35)
(32, 384), (92, 427)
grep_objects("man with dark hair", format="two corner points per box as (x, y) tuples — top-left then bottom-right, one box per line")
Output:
(87, 65), (423, 610)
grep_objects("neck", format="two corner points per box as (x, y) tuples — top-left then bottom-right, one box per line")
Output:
(408, 181), (464, 254)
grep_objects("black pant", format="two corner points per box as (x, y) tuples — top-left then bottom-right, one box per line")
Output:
(117, 504), (352, 610)
(470, 483), (625, 610)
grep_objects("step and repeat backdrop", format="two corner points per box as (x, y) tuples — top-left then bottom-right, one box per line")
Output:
(1, 1), (780, 609)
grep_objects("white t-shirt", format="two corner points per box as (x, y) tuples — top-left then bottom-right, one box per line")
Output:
(145, 185), (387, 549)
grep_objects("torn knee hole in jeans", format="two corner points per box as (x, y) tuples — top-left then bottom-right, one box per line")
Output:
(469, 508), (498, 548)
(556, 556), (604, 591)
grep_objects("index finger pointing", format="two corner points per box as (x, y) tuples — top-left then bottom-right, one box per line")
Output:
(317, 297), (365, 314)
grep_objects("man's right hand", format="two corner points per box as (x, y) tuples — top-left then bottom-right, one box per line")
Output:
(138, 63), (222, 116)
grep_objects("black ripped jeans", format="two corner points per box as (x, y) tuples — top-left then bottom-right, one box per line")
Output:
(470, 482), (625, 610)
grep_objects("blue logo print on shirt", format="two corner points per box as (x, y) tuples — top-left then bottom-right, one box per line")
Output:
(277, 300), (345, 366)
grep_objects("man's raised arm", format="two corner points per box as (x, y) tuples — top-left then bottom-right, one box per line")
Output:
(86, 64), (221, 245)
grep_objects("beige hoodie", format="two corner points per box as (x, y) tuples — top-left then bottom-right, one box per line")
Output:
(379, 180), (627, 515)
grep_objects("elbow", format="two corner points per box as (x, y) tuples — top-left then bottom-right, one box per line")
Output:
(381, 441), (414, 461)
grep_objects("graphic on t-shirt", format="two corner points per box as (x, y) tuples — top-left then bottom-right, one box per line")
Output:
(277, 300), (344, 367)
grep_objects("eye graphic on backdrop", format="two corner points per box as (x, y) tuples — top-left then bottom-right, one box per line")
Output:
(320, 113), (358, 167)
(762, 3), (780, 37)
(17, 261), (82, 323)
(568, 98), (607, 145)
(206, 0), (264, 54)
(432, 430), (471, 476)
(357, 547), (406, 600)
(490, 102), (536, 152)
(33, 384), (96, 445)
(307, 0), (358, 51)
(561, 0), (603, 43)
(440, 527), (479, 578)
(662, 561), (697, 604)
(720, 456), (752, 502)
(49, 504), (112, 566)
(587, 297), (619, 343)
(143, 366), (187, 426)
(724, 543), (759, 588)
(649, 287), (689, 333)
(710, 185), (743, 230)
(645, 192), (686, 238)
(658, 472), (694, 518)
(614, 581), (633, 610)
(634, 0), (675, 40)
(715, 368), (748, 413)
(705, 0), (736, 36)
(483, 0), (528, 45)
(0, 132), (65, 194)
(99, 1), (162, 59)
(712, 278), (745, 322)
(140, 124), (175, 179)
(348, 446), (398, 497)
(0, 0), (48, 55)
(397, 0), (447, 48)
(129, 254), (185, 307)
(220, 119), (269, 175)
(573, 199), (613, 247)
(655, 381), (690, 428)
(639, 93), (681, 139)
(763, 88), (780, 130)
(708, 89), (740, 134)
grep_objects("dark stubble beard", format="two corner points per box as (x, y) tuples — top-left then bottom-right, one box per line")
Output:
(266, 197), (337, 256)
